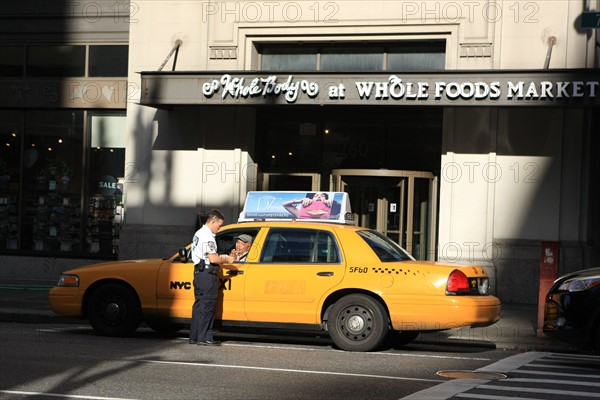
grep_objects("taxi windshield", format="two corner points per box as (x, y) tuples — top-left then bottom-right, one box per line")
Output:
(357, 230), (414, 262)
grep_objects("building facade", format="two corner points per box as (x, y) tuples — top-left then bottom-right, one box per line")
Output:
(1, 1), (599, 304)
(0, 1), (131, 277)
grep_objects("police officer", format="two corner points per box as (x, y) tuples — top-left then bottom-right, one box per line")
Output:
(189, 209), (238, 346)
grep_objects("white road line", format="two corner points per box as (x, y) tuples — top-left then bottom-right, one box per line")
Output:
(140, 359), (442, 382)
(479, 383), (600, 398)
(0, 390), (139, 400)
(193, 342), (332, 352)
(36, 328), (88, 333)
(216, 342), (492, 360)
(376, 352), (492, 361)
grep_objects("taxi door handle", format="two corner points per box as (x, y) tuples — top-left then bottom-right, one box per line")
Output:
(317, 272), (334, 277)
(227, 270), (244, 276)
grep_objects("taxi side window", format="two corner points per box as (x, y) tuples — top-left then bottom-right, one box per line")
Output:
(261, 229), (339, 263)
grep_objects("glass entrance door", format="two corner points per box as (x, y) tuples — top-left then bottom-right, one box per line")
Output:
(332, 169), (437, 261)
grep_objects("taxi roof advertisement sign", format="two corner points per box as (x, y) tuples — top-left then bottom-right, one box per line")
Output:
(240, 191), (353, 225)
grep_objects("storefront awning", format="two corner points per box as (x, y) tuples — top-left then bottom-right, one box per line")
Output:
(139, 69), (600, 108)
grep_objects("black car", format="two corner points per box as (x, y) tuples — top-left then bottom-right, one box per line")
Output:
(543, 268), (600, 350)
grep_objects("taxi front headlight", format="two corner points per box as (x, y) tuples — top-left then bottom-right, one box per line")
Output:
(558, 276), (600, 292)
(57, 274), (79, 287)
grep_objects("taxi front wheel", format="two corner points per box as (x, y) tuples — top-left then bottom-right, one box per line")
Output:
(328, 294), (389, 352)
(87, 283), (142, 337)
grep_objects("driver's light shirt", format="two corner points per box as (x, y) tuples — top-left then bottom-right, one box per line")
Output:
(191, 225), (217, 265)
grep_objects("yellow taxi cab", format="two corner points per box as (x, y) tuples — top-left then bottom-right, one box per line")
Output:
(49, 191), (501, 352)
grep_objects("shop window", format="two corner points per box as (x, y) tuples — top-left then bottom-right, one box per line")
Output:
(257, 41), (445, 71)
(261, 47), (317, 71)
(0, 111), (23, 251)
(320, 47), (383, 72)
(0, 110), (127, 258)
(87, 112), (126, 256)
(89, 45), (128, 77)
(27, 45), (85, 77)
(0, 45), (25, 76)
(387, 42), (445, 71)
(22, 111), (84, 253)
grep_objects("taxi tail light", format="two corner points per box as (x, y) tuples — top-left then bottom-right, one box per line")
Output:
(446, 270), (470, 294)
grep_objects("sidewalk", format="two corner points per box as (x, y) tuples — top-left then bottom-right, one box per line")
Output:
(0, 282), (579, 352)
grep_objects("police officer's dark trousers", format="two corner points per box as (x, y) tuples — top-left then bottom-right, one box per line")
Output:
(190, 263), (218, 342)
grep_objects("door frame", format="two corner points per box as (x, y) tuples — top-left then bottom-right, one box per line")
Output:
(331, 169), (438, 261)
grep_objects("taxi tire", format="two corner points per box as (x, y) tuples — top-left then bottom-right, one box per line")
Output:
(87, 283), (142, 337)
(328, 294), (389, 352)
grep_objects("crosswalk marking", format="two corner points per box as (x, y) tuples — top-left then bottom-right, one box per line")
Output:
(502, 377), (600, 387)
(456, 393), (547, 400)
(543, 354), (600, 361)
(513, 369), (600, 379)
(476, 351), (549, 373)
(522, 362), (599, 371)
(477, 383), (600, 398)
(400, 352), (600, 400)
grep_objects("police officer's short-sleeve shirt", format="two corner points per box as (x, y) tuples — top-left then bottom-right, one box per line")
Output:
(191, 225), (217, 265)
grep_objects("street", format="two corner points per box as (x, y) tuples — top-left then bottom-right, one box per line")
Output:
(1, 321), (599, 400)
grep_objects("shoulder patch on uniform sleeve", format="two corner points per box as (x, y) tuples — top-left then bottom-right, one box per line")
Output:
(207, 241), (217, 253)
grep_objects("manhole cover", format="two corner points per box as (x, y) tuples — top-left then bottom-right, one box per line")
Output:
(436, 370), (507, 380)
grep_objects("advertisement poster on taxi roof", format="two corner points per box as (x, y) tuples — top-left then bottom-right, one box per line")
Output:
(241, 191), (348, 222)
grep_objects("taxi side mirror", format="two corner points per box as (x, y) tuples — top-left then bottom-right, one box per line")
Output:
(178, 247), (189, 263)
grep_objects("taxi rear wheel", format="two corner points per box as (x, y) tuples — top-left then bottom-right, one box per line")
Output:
(328, 294), (389, 352)
(87, 283), (141, 337)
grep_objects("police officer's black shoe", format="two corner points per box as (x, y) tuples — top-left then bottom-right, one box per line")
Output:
(188, 339), (198, 344)
(197, 340), (221, 346)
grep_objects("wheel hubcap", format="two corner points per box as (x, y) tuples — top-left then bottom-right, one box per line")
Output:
(339, 305), (373, 341)
(100, 295), (125, 326)
(104, 302), (120, 318)
(347, 315), (365, 332)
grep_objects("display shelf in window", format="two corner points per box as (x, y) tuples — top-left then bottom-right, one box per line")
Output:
(0, 180), (20, 251)
(87, 195), (123, 256)
(25, 192), (82, 253)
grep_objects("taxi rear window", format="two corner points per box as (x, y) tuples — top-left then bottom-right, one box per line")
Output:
(357, 230), (413, 262)
(261, 228), (340, 263)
